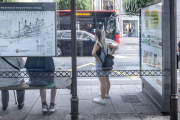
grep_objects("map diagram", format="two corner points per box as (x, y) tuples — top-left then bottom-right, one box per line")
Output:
(0, 11), (56, 56)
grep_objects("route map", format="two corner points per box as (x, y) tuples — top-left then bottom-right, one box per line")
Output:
(0, 11), (56, 56)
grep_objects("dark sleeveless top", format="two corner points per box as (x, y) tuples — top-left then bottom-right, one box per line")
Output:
(96, 43), (101, 57)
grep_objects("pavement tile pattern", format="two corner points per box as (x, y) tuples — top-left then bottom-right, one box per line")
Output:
(0, 79), (174, 120)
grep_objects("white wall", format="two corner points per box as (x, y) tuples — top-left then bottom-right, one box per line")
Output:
(95, 0), (101, 10)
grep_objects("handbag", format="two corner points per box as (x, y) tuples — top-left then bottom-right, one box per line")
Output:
(1, 57), (20, 71)
(97, 43), (114, 70)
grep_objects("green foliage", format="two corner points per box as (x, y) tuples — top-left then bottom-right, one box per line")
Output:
(122, 0), (153, 16)
(0, 0), (17, 2)
(54, 0), (92, 10)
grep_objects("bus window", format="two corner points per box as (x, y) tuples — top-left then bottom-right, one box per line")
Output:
(116, 18), (120, 34)
(106, 19), (115, 40)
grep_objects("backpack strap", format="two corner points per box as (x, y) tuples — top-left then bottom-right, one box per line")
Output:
(1, 57), (20, 71)
(97, 42), (107, 56)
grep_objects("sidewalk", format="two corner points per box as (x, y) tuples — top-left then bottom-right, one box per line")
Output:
(0, 78), (175, 120)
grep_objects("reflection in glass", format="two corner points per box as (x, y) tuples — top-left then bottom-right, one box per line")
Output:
(123, 20), (138, 38)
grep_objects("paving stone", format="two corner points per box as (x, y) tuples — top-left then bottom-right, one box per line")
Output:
(91, 81), (100, 86)
(121, 95), (141, 103)
(91, 86), (100, 94)
(132, 80), (142, 85)
(77, 86), (92, 90)
(94, 113), (119, 120)
(133, 105), (159, 114)
(109, 88), (126, 96)
(78, 81), (92, 86)
(110, 85), (121, 89)
(116, 80), (134, 85)
(2, 114), (26, 120)
(116, 113), (141, 120)
(113, 103), (136, 113)
(24, 114), (49, 120)
(109, 80), (117, 85)
(56, 95), (71, 107)
(121, 85), (140, 94)
(78, 89), (92, 100)
(56, 107), (70, 114)
(28, 98), (42, 114)
(110, 95), (124, 104)
(6, 107), (31, 115)
(139, 113), (170, 120)
(79, 100), (93, 114)
(93, 103), (115, 114)
(0, 101), (17, 116)
(135, 85), (142, 91)
(134, 93), (153, 106)
(58, 89), (70, 95)
(23, 94), (40, 107)
(79, 114), (94, 120)
(49, 113), (71, 120)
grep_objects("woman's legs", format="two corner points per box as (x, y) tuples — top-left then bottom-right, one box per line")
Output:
(50, 89), (57, 104)
(105, 76), (111, 95)
(40, 89), (46, 103)
(99, 77), (106, 99)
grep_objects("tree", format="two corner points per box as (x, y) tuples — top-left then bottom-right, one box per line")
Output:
(0, 0), (17, 2)
(54, 0), (92, 10)
(122, 0), (153, 16)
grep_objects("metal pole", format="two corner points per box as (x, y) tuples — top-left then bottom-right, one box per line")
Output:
(70, 0), (79, 120)
(170, 0), (178, 119)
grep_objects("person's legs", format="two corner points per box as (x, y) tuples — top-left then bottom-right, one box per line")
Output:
(99, 77), (106, 99)
(40, 89), (46, 103)
(49, 89), (58, 112)
(1, 90), (9, 110)
(16, 90), (25, 109)
(50, 89), (57, 104)
(93, 77), (106, 104)
(40, 89), (48, 112)
(105, 76), (110, 95)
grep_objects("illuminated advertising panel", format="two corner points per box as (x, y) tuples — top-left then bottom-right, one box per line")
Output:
(141, 2), (162, 95)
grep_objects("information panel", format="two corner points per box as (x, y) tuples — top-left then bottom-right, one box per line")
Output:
(0, 3), (56, 56)
(141, 2), (162, 95)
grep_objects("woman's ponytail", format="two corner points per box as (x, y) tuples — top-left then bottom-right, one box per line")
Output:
(101, 30), (107, 49)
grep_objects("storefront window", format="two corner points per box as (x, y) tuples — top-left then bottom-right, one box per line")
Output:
(123, 20), (138, 38)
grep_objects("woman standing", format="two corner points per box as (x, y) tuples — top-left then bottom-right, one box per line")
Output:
(92, 30), (117, 104)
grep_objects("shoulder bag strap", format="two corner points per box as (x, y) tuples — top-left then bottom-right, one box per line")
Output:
(97, 43), (107, 56)
(1, 57), (20, 71)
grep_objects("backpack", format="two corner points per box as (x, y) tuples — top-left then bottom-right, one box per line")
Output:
(98, 43), (114, 70)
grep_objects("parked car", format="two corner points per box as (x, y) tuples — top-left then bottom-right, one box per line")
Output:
(57, 30), (119, 56)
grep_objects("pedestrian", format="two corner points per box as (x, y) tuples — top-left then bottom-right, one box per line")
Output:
(92, 30), (117, 104)
(0, 57), (25, 110)
(24, 57), (58, 113)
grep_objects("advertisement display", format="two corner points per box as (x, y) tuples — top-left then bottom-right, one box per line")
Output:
(0, 3), (56, 56)
(141, 2), (162, 95)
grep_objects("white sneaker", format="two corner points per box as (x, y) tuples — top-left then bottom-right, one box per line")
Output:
(42, 105), (48, 112)
(93, 97), (106, 105)
(49, 104), (58, 112)
(99, 93), (110, 98)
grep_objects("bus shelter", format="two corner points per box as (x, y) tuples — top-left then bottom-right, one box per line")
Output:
(0, 0), (178, 120)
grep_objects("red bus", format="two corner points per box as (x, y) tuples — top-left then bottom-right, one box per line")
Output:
(56, 10), (120, 44)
